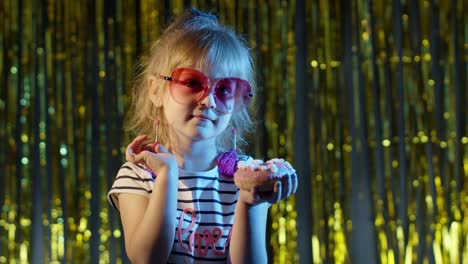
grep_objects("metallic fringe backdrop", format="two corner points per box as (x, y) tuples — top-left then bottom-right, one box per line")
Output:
(0, 0), (466, 263)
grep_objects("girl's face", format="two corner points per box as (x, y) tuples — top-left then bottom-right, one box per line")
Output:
(161, 65), (235, 144)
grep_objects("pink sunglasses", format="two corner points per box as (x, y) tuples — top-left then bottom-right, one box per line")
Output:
(160, 68), (253, 113)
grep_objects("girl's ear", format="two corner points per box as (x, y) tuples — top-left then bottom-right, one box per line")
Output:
(148, 76), (163, 107)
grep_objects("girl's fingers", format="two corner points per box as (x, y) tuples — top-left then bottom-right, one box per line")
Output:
(126, 145), (136, 162)
(133, 140), (144, 154)
(291, 173), (298, 194)
(132, 150), (150, 164)
(242, 166), (299, 205)
(251, 179), (288, 204)
(127, 135), (149, 153)
(132, 135), (148, 149)
(126, 135), (150, 162)
(281, 174), (291, 198)
(251, 186), (274, 204)
(250, 187), (261, 202)
(155, 143), (168, 153)
(126, 148), (134, 161)
(135, 135), (148, 147)
(273, 181), (282, 203)
(142, 143), (155, 152)
(134, 135), (149, 142)
(279, 173), (298, 200)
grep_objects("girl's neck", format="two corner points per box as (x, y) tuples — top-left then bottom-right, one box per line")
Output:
(170, 139), (219, 172)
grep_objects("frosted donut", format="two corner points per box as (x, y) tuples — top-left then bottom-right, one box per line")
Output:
(234, 158), (295, 192)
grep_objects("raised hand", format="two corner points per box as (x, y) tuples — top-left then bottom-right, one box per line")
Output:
(126, 135), (155, 160)
(238, 172), (298, 205)
(126, 135), (178, 177)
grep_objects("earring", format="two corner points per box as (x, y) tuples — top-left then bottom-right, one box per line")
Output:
(153, 119), (160, 144)
(217, 128), (238, 177)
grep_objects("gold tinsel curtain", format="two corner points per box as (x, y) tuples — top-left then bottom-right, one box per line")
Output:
(0, 0), (466, 263)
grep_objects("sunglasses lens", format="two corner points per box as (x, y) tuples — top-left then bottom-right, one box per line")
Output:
(214, 78), (252, 113)
(169, 68), (207, 104)
(167, 68), (252, 113)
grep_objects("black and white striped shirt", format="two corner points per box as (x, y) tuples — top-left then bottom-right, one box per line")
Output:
(108, 161), (242, 263)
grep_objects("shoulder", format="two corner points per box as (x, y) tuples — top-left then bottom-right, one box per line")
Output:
(118, 162), (146, 175)
(107, 162), (154, 211)
(113, 162), (154, 187)
(116, 162), (153, 181)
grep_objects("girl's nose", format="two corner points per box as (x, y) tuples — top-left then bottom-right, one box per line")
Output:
(199, 91), (217, 109)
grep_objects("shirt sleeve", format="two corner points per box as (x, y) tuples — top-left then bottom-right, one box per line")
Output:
(107, 162), (154, 211)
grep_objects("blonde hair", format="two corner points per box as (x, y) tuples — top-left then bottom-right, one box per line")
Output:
(125, 8), (255, 152)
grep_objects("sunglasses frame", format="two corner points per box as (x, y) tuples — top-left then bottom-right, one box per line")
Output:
(159, 68), (254, 113)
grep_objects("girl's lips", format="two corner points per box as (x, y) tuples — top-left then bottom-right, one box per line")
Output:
(192, 114), (213, 121)
(193, 115), (213, 121)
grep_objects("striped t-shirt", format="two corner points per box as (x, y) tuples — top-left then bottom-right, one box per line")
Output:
(107, 161), (241, 263)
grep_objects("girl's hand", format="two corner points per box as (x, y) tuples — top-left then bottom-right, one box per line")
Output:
(237, 172), (298, 205)
(125, 135), (178, 176)
(125, 135), (154, 157)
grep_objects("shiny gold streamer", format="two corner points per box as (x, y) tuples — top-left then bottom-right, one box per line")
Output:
(1, 0), (466, 263)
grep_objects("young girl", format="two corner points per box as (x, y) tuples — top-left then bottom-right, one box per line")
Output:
(108, 8), (298, 263)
